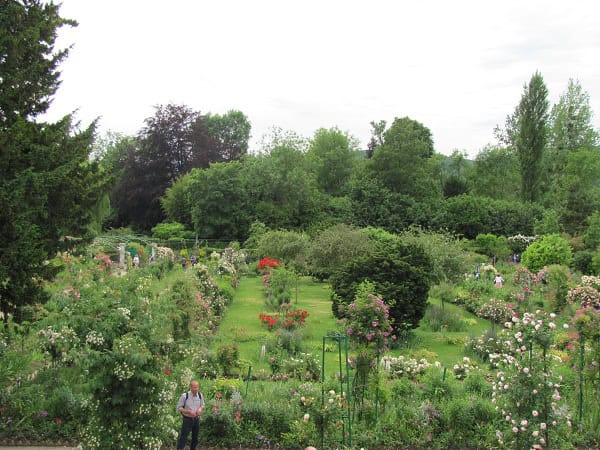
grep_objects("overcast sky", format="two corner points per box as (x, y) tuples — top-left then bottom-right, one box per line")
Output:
(44, 0), (600, 157)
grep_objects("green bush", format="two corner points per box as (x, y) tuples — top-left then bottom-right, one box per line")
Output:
(573, 250), (595, 275)
(422, 306), (467, 332)
(307, 224), (373, 280)
(330, 238), (432, 332)
(399, 228), (469, 284)
(521, 234), (574, 272)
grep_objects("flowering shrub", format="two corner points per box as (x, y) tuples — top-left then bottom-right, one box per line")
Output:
(340, 282), (394, 354)
(380, 355), (436, 380)
(489, 310), (572, 449)
(453, 356), (477, 380)
(465, 331), (506, 363)
(581, 275), (600, 291)
(513, 266), (537, 288)
(258, 257), (283, 271)
(478, 298), (514, 324)
(259, 313), (279, 331)
(282, 309), (309, 330)
(193, 264), (231, 317)
(212, 246), (247, 288)
(508, 234), (537, 253)
(293, 383), (348, 444)
(567, 285), (600, 309)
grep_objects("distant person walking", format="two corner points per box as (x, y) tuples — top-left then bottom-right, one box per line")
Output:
(176, 380), (204, 450)
(494, 274), (504, 288)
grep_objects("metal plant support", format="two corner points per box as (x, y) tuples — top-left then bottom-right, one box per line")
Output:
(321, 335), (353, 449)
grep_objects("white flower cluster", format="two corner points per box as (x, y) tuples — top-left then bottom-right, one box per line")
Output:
(158, 385), (175, 403)
(154, 246), (175, 261)
(113, 362), (134, 381)
(180, 367), (194, 388)
(85, 330), (105, 347)
(135, 403), (152, 415)
(114, 335), (136, 354)
(453, 356), (477, 380)
(381, 355), (435, 378)
(117, 307), (131, 319)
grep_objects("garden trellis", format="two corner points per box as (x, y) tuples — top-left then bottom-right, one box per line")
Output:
(321, 335), (353, 449)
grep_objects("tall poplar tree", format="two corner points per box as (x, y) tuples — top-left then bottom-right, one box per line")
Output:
(515, 72), (549, 203)
(0, 0), (100, 322)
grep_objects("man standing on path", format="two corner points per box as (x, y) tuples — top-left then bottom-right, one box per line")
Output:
(176, 380), (204, 450)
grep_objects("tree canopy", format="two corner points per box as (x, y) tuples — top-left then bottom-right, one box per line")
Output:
(0, 1), (101, 322)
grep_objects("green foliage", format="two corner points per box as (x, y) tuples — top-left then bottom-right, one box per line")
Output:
(422, 306), (467, 332)
(253, 229), (310, 271)
(369, 116), (440, 201)
(348, 167), (416, 233)
(573, 250), (596, 275)
(307, 224), (373, 280)
(584, 212), (600, 250)
(203, 110), (251, 161)
(474, 233), (511, 261)
(190, 161), (250, 240)
(515, 72), (550, 202)
(439, 195), (541, 239)
(533, 209), (561, 235)
(307, 127), (357, 196)
(0, 1), (102, 322)
(556, 149), (600, 234)
(399, 227), (469, 284)
(470, 145), (521, 201)
(0, 0), (74, 122)
(242, 146), (325, 231)
(521, 234), (574, 272)
(331, 237), (432, 331)
(151, 221), (193, 240)
(265, 266), (295, 308)
(161, 172), (195, 228)
(544, 264), (571, 311)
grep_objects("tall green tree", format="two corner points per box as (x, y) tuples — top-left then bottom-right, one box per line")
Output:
(557, 149), (600, 234)
(242, 145), (323, 230)
(549, 79), (599, 155)
(203, 110), (251, 162)
(514, 72), (549, 202)
(369, 116), (441, 201)
(544, 80), (600, 211)
(469, 145), (520, 201)
(189, 162), (250, 239)
(0, 0), (100, 321)
(307, 127), (357, 196)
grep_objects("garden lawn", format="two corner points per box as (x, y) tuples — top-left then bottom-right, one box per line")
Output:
(215, 275), (496, 376)
(412, 296), (493, 367)
(214, 275), (343, 376)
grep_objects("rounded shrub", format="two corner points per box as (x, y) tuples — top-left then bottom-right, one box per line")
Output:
(521, 234), (573, 272)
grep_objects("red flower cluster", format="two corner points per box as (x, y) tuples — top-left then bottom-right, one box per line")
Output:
(259, 309), (309, 331)
(259, 313), (279, 330)
(282, 309), (309, 330)
(258, 257), (282, 271)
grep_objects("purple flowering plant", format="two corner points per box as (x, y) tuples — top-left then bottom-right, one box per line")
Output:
(340, 281), (395, 355)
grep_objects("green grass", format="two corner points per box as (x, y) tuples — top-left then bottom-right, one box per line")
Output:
(412, 296), (492, 366)
(215, 274), (496, 375)
(215, 275), (343, 375)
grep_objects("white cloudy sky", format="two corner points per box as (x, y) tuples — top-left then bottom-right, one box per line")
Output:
(44, 0), (600, 157)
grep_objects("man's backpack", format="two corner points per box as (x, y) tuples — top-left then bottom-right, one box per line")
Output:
(184, 391), (203, 407)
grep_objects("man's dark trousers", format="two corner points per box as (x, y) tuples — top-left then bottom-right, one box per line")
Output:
(177, 416), (199, 450)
